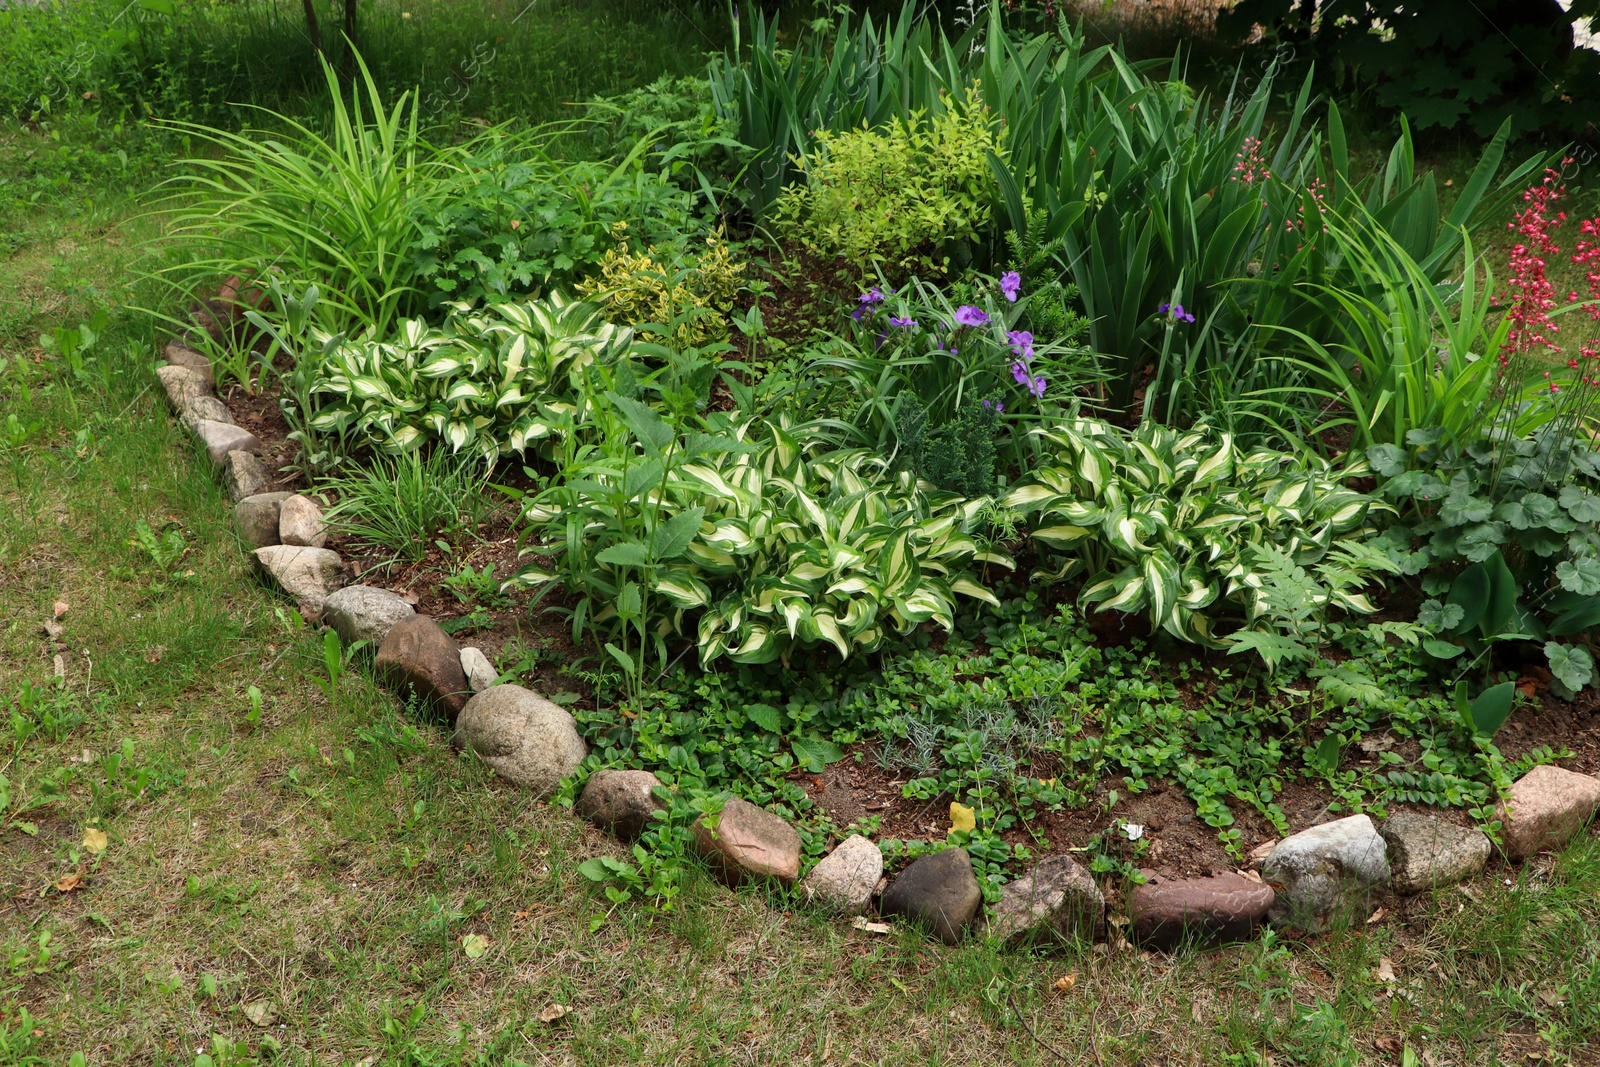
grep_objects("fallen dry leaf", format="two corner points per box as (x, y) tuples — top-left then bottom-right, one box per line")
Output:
(82, 828), (107, 853)
(53, 600), (69, 618)
(43, 618), (64, 639)
(537, 1003), (570, 1024)
(851, 916), (891, 935)
(1375, 957), (1397, 983)
(241, 1000), (277, 1027)
(144, 646), (164, 664)
(54, 873), (85, 893)
(1366, 906), (1387, 925)
(460, 934), (489, 959)
(52, 655), (65, 678)
(1248, 840), (1279, 867)
(1239, 868), (1264, 883)
(1053, 973), (1077, 992)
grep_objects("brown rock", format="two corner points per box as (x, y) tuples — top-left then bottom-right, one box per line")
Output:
(1127, 870), (1276, 950)
(690, 797), (801, 887)
(374, 615), (471, 723)
(1497, 765), (1600, 861)
(576, 769), (666, 842)
(880, 848), (982, 945)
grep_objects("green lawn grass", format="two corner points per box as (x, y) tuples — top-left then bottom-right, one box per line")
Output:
(1, 131), (1598, 1067)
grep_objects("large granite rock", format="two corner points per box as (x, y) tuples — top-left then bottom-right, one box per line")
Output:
(156, 364), (211, 409)
(1496, 765), (1600, 861)
(163, 340), (214, 382)
(223, 450), (274, 501)
(576, 769), (665, 842)
(252, 545), (347, 620)
(234, 491), (293, 548)
(277, 494), (327, 548)
(690, 797), (802, 887)
(984, 855), (1104, 949)
(322, 585), (415, 650)
(374, 615), (471, 722)
(178, 395), (234, 432)
(1127, 870), (1276, 950)
(193, 420), (263, 465)
(1262, 815), (1390, 931)
(880, 848), (982, 945)
(1378, 813), (1491, 895)
(454, 684), (587, 797)
(798, 834), (883, 916)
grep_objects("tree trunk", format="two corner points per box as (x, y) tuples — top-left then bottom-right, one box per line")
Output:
(342, 0), (358, 79)
(301, 0), (322, 56)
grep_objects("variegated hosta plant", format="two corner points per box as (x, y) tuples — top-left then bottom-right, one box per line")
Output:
(1003, 418), (1389, 646)
(517, 420), (1011, 668)
(304, 293), (634, 463)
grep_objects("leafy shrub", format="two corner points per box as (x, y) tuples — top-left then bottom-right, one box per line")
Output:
(577, 228), (747, 348)
(515, 413), (1009, 675)
(1370, 424), (1600, 698)
(1005, 418), (1388, 646)
(774, 85), (1000, 273)
(409, 142), (712, 309)
(301, 293), (634, 463)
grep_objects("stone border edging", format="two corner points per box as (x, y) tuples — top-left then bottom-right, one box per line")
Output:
(152, 299), (1600, 952)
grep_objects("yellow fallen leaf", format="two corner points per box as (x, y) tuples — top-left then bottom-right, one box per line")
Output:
(538, 1003), (569, 1024)
(83, 828), (107, 853)
(1053, 973), (1077, 992)
(55, 873), (85, 893)
(948, 801), (976, 834)
(460, 934), (490, 959)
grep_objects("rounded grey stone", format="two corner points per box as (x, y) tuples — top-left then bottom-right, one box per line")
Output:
(224, 450), (274, 501)
(576, 769), (665, 842)
(234, 492), (293, 548)
(1263, 814), (1390, 932)
(321, 585), (415, 649)
(798, 834), (882, 916)
(459, 646), (498, 692)
(278, 494), (327, 548)
(1378, 813), (1491, 895)
(252, 545), (347, 620)
(179, 396), (233, 432)
(880, 848), (981, 944)
(156, 364), (212, 410)
(163, 341), (214, 382)
(193, 420), (263, 465)
(454, 684), (588, 797)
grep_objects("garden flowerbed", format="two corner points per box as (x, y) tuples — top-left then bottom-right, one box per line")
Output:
(142, 8), (1600, 955)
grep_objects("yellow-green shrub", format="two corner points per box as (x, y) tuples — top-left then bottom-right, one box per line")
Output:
(577, 227), (746, 349)
(775, 85), (1001, 273)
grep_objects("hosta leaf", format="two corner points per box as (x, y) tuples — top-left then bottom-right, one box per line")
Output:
(878, 528), (918, 597)
(653, 568), (711, 608)
(729, 626), (783, 664)
(949, 577), (999, 606)
(1030, 524), (1094, 549)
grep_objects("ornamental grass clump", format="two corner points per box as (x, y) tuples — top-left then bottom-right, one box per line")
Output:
(774, 84), (1000, 274)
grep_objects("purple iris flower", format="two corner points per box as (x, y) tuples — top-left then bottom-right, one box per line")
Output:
(1012, 361), (1047, 399)
(1007, 329), (1034, 361)
(1000, 271), (1022, 302)
(954, 305), (988, 328)
(1159, 301), (1196, 324)
(1027, 374), (1047, 398)
(890, 316), (918, 328)
(983, 398), (1004, 414)
(860, 287), (885, 305)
